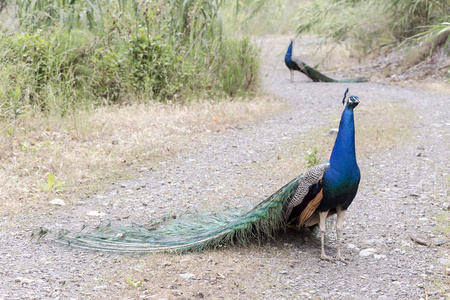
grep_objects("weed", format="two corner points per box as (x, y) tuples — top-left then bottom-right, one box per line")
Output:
(304, 147), (325, 168)
(126, 278), (143, 288)
(43, 172), (65, 191)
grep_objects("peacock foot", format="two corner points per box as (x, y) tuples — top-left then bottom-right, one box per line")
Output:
(320, 254), (334, 261)
(336, 254), (348, 263)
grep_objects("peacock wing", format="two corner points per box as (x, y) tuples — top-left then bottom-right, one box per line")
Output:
(284, 162), (329, 220)
(291, 56), (309, 75)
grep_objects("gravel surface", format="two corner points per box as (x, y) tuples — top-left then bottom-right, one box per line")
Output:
(1, 37), (449, 299)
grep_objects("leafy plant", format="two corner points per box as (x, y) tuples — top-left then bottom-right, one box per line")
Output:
(409, 22), (450, 54)
(304, 147), (324, 168)
(386, 0), (449, 39)
(126, 278), (143, 288)
(43, 172), (65, 191)
(217, 38), (260, 97)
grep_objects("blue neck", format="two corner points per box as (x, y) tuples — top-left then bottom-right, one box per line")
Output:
(285, 41), (293, 61)
(329, 106), (357, 171)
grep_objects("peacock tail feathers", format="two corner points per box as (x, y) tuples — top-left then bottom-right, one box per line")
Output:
(303, 65), (368, 83)
(59, 172), (309, 253)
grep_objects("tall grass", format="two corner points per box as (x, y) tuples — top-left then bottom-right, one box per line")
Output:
(220, 0), (293, 35)
(296, 0), (450, 54)
(0, 0), (261, 118)
(387, 0), (449, 39)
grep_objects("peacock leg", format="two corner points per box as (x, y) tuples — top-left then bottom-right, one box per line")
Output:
(335, 205), (347, 262)
(319, 210), (333, 261)
(290, 70), (294, 82)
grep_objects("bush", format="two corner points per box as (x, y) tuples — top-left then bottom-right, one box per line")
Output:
(217, 38), (259, 97)
(0, 0), (263, 116)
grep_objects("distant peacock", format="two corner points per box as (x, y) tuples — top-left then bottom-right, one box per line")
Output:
(285, 39), (368, 83)
(60, 89), (361, 261)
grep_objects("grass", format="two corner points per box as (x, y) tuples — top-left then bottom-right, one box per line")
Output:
(294, 0), (450, 80)
(0, 0), (263, 115)
(0, 97), (285, 215)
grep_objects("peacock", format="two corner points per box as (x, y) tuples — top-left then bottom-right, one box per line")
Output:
(60, 89), (361, 261)
(285, 39), (368, 83)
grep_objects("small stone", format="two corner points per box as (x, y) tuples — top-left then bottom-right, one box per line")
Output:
(347, 243), (358, 250)
(374, 254), (386, 259)
(50, 198), (66, 206)
(93, 285), (107, 290)
(328, 128), (339, 135)
(179, 273), (195, 280)
(431, 238), (447, 246)
(359, 248), (377, 257)
(161, 261), (172, 267)
(443, 203), (450, 211)
(438, 258), (450, 266)
(86, 211), (106, 217)
(14, 277), (35, 284)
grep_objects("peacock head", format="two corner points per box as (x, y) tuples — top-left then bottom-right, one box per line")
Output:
(347, 96), (360, 109)
(342, 88), (359, 109)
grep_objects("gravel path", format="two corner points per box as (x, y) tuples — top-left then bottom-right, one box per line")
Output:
(1, 37), (449, 299)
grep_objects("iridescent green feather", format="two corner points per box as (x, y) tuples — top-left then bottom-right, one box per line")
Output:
(59, 174), (303, 253)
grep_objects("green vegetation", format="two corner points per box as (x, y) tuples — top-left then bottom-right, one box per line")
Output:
(304, 146), (324, 168)
(0, 0), (262, 116)
(296, 0), (450, 55)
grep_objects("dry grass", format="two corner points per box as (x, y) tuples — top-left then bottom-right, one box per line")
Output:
(0, 97), (285, 215)
(418, 82), (450, 95)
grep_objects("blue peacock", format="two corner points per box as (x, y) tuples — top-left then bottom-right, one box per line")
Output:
(285, 39), (368, 83)
(60, 89), (361, 261)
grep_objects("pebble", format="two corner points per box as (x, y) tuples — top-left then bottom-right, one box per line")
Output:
(431, 238), (447, 246)
(328, 128), (339, 135)
(347, 244), (358, 250)
(49, 198), (66, 206)
(359, 248), (377, 257)
(179, 273), (195, 280)
(86, 211), (106, 217)
(93, 285), (107, 290)
(14, 277), (35, 284)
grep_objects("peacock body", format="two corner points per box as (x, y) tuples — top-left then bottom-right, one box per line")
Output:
(285, 40), (368, 83)
(60, 89), (361, 260)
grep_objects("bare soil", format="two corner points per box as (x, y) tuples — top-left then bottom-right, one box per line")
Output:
(1, 37), (449, 300)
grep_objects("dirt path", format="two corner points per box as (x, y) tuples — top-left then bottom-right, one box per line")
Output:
(1, 37), (449, 299)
